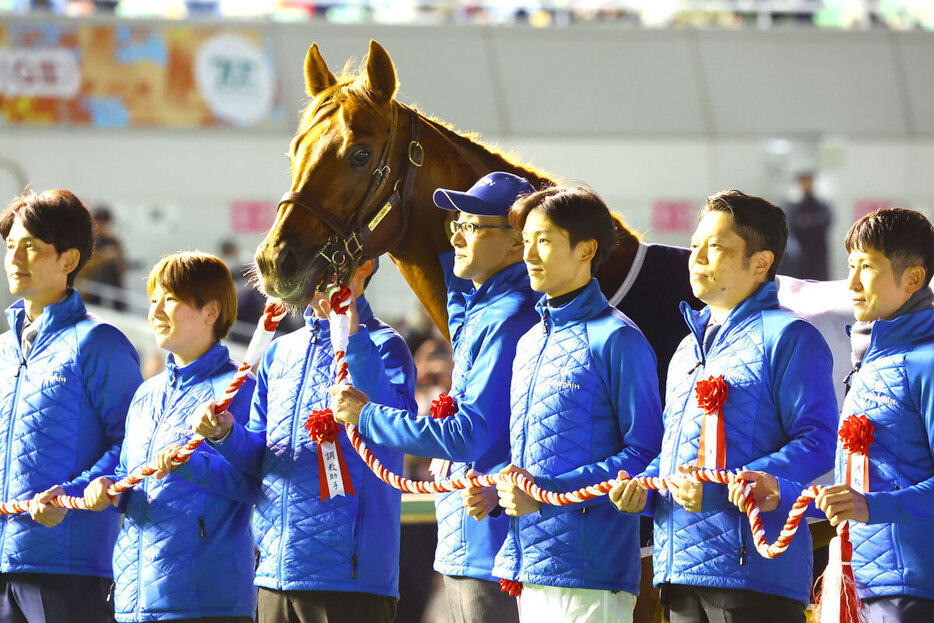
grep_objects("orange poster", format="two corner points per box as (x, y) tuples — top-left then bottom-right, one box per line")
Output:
(0, 21), (283, 128)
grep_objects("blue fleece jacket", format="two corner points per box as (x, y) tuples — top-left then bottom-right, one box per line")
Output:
(492, 279), (664, 593)
(836, 307), (934, 601)
(644, 281), (838, 605)
(0, 290), (141, 578)
(112, 342), (258, 622)
(357, 257), (539, 582)
(210, 297), (416, 597)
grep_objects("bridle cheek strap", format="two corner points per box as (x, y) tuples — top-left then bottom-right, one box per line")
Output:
(277, 104), (423, 280)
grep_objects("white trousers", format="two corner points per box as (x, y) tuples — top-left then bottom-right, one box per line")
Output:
(519, 583), (636, 623)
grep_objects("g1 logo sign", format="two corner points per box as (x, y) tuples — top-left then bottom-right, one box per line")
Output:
(195, 34), (275, 127)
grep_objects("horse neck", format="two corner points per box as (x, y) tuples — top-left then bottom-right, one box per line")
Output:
(384, 111), (544, 340)
(415, 113), (550, 194)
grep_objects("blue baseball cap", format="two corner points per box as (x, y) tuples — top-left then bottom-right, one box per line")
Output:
(433, 172), (535, 217)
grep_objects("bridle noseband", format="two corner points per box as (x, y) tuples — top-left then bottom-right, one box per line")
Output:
(277, 103), (423, 284)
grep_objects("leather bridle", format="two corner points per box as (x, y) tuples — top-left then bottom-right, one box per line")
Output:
(277, 103), (423, 285)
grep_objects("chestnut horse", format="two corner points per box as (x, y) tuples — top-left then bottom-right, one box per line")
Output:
(254, 39), (854, 400)
(255, 39), (854, 623)
(254, 39), (711, 395)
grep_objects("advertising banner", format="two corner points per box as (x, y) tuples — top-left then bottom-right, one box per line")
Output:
(0, 21), (283, 128)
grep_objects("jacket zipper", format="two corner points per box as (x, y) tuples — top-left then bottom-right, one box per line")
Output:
(666, 359), (702, 581)
(350, 463), (364, 579)
(198, 516), (206, 538)
(514, 309), (552, 576)
(0, 353), (27, 553)
(277, 333), (317, 587)
(138, 378), (173, 620)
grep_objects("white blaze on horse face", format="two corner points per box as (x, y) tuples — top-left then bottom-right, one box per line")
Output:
(688, 210), (770, 321)
(451, 214), (517, 288)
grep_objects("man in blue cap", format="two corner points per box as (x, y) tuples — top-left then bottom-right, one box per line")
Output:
(331, 172), (541, 623)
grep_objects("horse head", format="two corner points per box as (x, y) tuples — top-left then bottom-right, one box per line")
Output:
(255, 40), (422, 305)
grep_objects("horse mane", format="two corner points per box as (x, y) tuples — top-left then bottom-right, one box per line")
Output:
(414, 113), (553, 185)
(297, 59), (553, 183)
(295, 63), (641, 248)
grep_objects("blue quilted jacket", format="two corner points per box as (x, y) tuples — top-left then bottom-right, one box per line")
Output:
(112, 342), (258, 622)
(836, 306), (934, 601)
(358, 257), (539, 582)
(645, 282), (838, 605)
(212, 296), (416, 597)
(0, 290), (140, 578)
(492, 279), (664, 593)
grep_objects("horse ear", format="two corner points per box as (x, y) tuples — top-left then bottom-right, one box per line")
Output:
(362, 40), (397, 104)
(304, 43), (337, 97)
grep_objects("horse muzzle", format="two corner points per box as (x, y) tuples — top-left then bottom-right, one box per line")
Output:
(254, 240), (328, 305)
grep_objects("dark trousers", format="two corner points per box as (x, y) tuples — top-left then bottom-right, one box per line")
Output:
(442, 575), (519, 623)
(0, 573), (113, 623)
(257, 588), (395, 623)
(863, 595), (934, 623)
(663, 583), (805, 623)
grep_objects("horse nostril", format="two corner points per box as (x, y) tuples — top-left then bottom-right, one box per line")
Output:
(276, 246), (298, 281)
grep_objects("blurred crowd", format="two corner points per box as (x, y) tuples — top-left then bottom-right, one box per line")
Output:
(4, 0), (934, 31)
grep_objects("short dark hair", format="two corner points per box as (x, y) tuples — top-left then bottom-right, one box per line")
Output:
(508, 186), (620, 275)
(700, 189), (787, 281)
(1, 190), (94, 288)
(147, 252), (238, 340)
(845, 207), (934, 289)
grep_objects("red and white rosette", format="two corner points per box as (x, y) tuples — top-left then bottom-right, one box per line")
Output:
(428, 392), (457, 478)
(839, 414), (873, 493)
(695, 375), (728, 470)
(305, 409), (355, 500)
(301, 285), (358, 502)
(815, 414), (873, 623)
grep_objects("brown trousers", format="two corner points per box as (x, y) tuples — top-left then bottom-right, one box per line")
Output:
(257, 588), (396, 623)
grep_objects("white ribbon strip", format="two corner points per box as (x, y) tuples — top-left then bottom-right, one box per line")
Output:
(329, 312), (350, 355)
(850, 453), (866, 492)
(704, 411), (720, 467)
(429, 458), (451, 478)
(320, 440), (347, 498)
(820, 536), (843, 623)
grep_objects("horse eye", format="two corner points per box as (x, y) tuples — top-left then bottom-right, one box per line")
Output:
(349, 147), (371, 167)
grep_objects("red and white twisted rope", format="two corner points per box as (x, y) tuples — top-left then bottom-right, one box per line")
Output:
(322, 286), (824, 561)
(0, 301), (289, 515)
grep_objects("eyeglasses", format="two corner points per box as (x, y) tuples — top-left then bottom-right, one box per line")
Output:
(449, 221), (513, 236)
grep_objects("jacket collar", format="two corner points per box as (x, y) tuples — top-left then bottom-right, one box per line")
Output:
(680, 280), (780, 348)
(865, 306), (934, 361)
(165, 341), (230, 389)
(464, 261), (531, 312)
(535, 278), (609, 327)
(5, 288), (87, 337)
